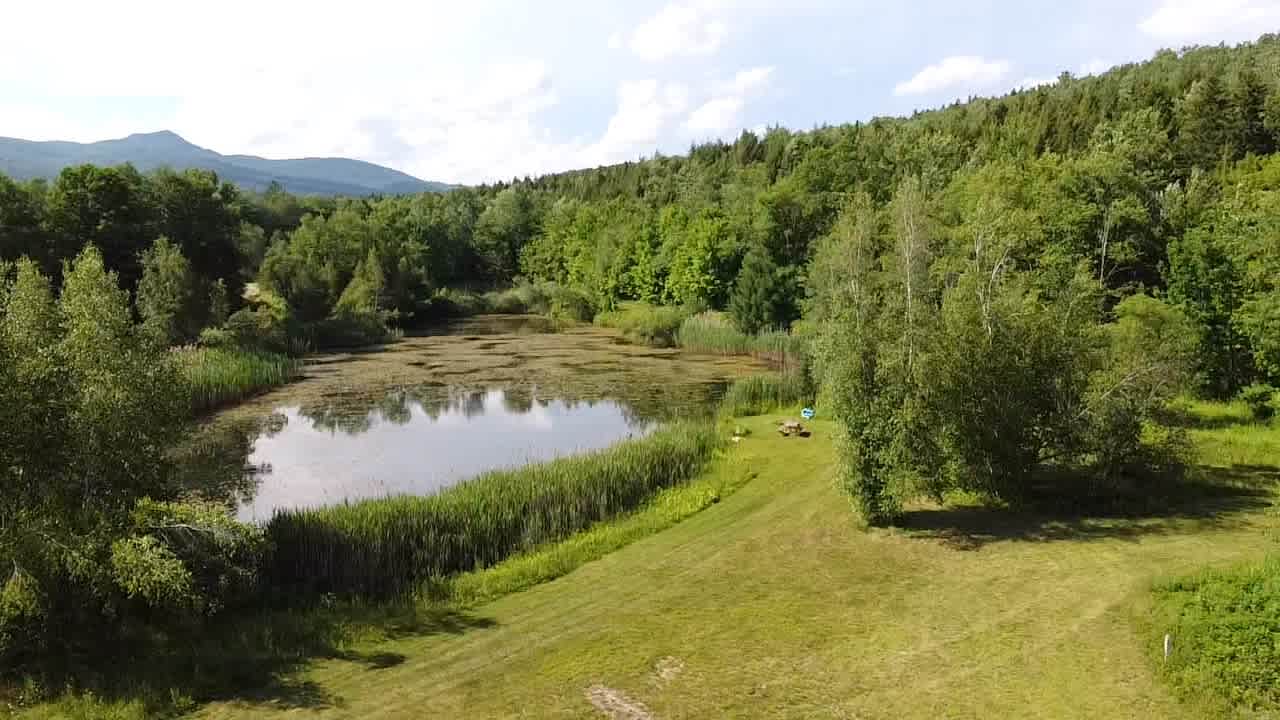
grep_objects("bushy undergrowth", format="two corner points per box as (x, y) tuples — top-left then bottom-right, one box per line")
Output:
(1240, 383), (1277, 422)
(594, 303), (690, 347)
(265, 422), (721, 597)
(719, 372), (814, 417)
(1151, 556), (1280, 714)
(420, 283), (595, 324)
(175, 346), (301, 412)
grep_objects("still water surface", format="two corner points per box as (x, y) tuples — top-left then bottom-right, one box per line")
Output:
(193, 316), (762, 521)
(237, 390), (651, 521)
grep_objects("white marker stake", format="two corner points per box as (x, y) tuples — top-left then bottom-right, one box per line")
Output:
(1164, 633), (1172, 661)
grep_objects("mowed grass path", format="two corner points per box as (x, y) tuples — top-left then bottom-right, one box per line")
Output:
(196, 416), (1278, 719)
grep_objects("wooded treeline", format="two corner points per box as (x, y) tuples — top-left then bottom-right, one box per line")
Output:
(4, 36), (1279, 386)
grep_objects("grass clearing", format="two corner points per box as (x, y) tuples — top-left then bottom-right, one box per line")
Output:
(162, 405), (1278, 719)
(16, 401), (1279, 719)
(442, 449), (757, 607)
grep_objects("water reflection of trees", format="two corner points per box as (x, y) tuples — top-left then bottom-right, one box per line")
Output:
(288, 376), (725, 436)
(179, 374), (730, 512)
(172, 413), (285, 510)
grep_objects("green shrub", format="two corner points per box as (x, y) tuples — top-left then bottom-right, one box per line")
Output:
(1240, 383), (1277, 421)
(547, 284), (596, 323)
(595, 303), (690, 347)
(483, 282), (553, 315)
(118, 500), (266, 615)
(719, 372), (813, 417)
(1151, 556), (1280, 713)
(217, 306), (292, 354)
(265, 422), (721, 597)
(306, 310), (398, 349)
(421, 288), (487, 321)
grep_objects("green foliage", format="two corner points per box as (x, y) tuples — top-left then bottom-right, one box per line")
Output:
(1152, 556), (1280, 714)
(137, 236), (203, 344)
(44, 164), (157, 289)
(474, 186), (539, 281)
(594, 303), (690, 347)
(1240, 383), (1277, 421)
(728, 246), (798, 334)
(546, 284), (596, 322)
(335, 247), (388, 316)
(265, 422), (721, 597)
(110, 536), (198, 612)
(0, 247), (237, 675)
(121, 500), (266, 615)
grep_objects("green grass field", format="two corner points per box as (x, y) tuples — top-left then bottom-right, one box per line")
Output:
(15, 404), (1277, 719)
(163, 410), (1274, 719)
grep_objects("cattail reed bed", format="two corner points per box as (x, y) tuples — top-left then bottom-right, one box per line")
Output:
(719, 372), (813, 417)
(265, 422), (721, 597)
(677, 312), (807, 370)
(177, 346), (301, 413)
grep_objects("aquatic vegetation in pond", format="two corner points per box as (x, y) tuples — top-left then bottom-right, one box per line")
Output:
(192, 316), (764, 518)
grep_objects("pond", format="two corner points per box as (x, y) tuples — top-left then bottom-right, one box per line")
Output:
(185, 316), (763, 521)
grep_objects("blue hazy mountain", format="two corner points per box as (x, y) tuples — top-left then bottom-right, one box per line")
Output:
(0, 130), (453, 195)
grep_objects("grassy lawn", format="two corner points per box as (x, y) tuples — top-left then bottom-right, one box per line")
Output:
(171, 410), (1278, 719)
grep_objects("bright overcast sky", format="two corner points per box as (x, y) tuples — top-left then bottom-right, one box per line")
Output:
(2, 0), (1278, 184)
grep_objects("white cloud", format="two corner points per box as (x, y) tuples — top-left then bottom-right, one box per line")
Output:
(1139, 0), (1280, 41)
(1015, 76), (1057, 90)
(894, 56), (1012, 97)
(1077, 58), (1111, 76)
(629, 1), (729, 62)
(607, 31), (624, 50)
(584, 80), (691, 166)
(685, 66), (774, 136)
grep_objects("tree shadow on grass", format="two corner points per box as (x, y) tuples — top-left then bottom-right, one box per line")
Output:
(40, 603), (496, 714)
(901, 463), (1279, 552)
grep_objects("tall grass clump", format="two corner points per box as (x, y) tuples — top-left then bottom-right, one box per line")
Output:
(594, 303), (690, 347)
(477, 281), (596, 323)
(482, 282), (552, 315)
(719, 372), (813, 417)
(176, 346), (301, 413)
(265, 422), (721, 597)
(677, 311), (807, 369)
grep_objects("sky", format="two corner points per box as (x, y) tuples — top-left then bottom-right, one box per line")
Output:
(2, 0), (1278, 184)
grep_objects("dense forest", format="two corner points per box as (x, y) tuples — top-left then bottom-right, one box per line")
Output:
(3, 31), (1280, 709)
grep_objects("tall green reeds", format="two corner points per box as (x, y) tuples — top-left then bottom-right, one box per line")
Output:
(677, 312), (806, 368)
(594, 303), (690, 347)
(719, 372), (813, 417)
(264, 422), (720, 597)
(176, 346), (301, 413)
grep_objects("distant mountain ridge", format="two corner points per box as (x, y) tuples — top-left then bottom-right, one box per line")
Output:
(0, 131), (454, 196)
